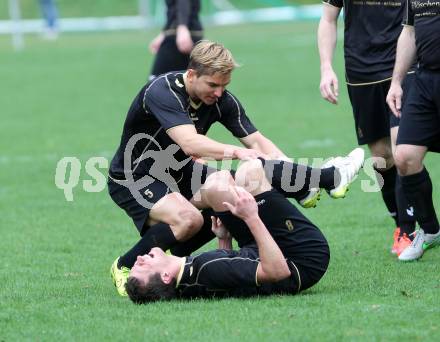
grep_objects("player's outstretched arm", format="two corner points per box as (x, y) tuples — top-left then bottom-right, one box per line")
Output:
(318, 4), (341, 104)
(240, 131), (290, 161)
(167, 124), (263, 160)
(223, 186), (291, 283)
(386, 25), (417, 117)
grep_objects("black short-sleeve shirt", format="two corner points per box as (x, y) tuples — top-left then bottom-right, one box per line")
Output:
(403, 0), (440, 70)
(324, 0), (407, 83)
(109, 71), (257, 179)
(176, 248), (298, 298)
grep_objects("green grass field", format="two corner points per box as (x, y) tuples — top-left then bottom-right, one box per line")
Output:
(1, 21), (439, 341)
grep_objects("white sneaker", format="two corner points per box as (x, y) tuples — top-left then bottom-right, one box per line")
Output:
(422, 229), (440, 251)
(398, 229), (440, 261)
(322, 148), (365, 199)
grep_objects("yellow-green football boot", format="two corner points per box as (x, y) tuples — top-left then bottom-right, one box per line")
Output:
(110, 257), (130, 297)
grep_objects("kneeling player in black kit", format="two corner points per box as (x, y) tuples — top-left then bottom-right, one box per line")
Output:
(125, 160), (330, 303)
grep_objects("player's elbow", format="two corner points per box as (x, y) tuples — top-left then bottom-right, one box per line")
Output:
(259, 262), (291, 283)
(271, 264), (291, 282)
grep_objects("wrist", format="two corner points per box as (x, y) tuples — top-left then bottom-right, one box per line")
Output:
(391, 75), (404, 85)
(320, 63), (333, 73)
(230, 148), (240, 159)
(244, 215), (261, 226)
(177, 25), (189, 32)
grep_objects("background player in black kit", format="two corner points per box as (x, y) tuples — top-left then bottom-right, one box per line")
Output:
(125, 161), (330, 303)
(386, 0), (440, 261)
(318, 0), (416, 256)
(148, 0), (202, 79)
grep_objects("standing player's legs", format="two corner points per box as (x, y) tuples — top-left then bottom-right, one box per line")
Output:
(347, 81), (415, 253)
(394, 69), (440, 261)
(390, 74), (418, 255)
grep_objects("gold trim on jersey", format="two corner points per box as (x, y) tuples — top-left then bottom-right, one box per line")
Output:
(346, 71), (415, 86)
(175, 257), (187, 287)
(255, 263), (261, 286)
(189, 98), (202, 109)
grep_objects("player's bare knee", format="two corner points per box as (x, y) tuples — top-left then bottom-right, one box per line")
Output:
(202, 170), (234, 202)
(394, 149), (412, 176)
(205, 170), (233, 188)
(235, 159), (269, 195)
(369, 139), (394, 169)
(172, 209), (204, 241)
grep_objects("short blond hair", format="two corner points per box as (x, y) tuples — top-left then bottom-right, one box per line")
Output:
(188, 40), (239, 76)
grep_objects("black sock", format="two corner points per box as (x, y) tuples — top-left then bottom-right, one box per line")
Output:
(401, 167), (440, 234)
(375, 166), (398, 226)
(118, 222), (177, 268)
(259, 159), (338, 200)
(170, 209), (215, 256)
(395, 175), (416, 237)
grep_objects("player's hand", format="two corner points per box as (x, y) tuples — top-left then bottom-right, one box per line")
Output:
(320, 67), (339, 104)
(211, 216), (231, 239)
(149, 32), (165, 54)
(386, 82), (403, 118)
(223, 186), (258, 221)
(176, 25), (194, 54)
(233, 148), (264, 161)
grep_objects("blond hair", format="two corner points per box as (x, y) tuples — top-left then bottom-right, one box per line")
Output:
(188, 40), (239, 76)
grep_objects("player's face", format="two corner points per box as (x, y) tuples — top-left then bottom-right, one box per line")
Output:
(189, 71), (231, 105)
(129, 247), (168, 284)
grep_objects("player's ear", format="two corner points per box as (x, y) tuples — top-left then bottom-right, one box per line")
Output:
(187, 69), (197, 81)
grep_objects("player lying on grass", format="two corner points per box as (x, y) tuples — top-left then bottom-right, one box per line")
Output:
(124, 156), (363, 303)
(111, 148), (365, 296)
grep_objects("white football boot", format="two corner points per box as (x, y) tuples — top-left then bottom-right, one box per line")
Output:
(399, 228), (440, 261)
(322, 148), (365, 199)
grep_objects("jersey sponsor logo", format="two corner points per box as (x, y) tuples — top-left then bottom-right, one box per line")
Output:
(285, 219), (294, 231)
(189, 111), (199, 121)
(256, 199), (266, 206)
(175, 78), (184, 88)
